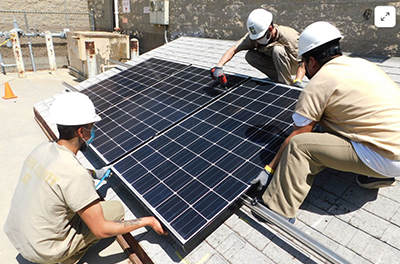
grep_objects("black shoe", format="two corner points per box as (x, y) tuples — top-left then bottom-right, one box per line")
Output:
(356, 175), (396, 189)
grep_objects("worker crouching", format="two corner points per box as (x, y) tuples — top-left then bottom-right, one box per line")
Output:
(4, 92), (166, 264)
(252, 21), (400, 222)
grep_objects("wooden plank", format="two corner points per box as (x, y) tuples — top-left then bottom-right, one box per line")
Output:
(121, 233), (154, 264)
(33, 108), (57, 141)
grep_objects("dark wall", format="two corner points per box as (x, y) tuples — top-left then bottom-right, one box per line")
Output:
(87, 0), (400, 57)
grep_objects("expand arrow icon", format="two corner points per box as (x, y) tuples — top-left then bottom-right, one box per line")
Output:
(381, 12), (391, 21)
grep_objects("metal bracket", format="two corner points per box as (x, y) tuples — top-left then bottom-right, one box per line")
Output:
(241, 194), (351, 264)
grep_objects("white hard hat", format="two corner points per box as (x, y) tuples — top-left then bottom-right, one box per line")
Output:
(49, 92), (101, 126)
(247, 9), (273, 40)
(297, 21), (343, 59)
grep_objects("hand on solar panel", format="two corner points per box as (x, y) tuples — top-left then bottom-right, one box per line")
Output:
(291, 79), (303, 88)
(210, 66), (228, 87)
(148, 216), (168, 235)
(251, 165), (274, 191)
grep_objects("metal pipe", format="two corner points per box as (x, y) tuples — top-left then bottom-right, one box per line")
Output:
(51, 33), (62, 38)
(61, 81), (79, 92)
(100, 64), (117, 73)
(38, 32), (63, 38)
(164, 25), (168, 43)
(27, 42), (36, 71)
(0, 52), (16, 74)
(3, 29), (65, 39)
(10, 30), (25, 78)
(23, 12), (36, 72)
(130, 38), (139, 58)
(44, 31), (57, 74)
(241, 195), (351, 264)
(23, 32), (37, 37)
(13, 18), (20, 31)
(85, 41), (97, 78)
(0, 63), (17, 68)
(89, 9), (95, 31)
(114, 0), (120, 30)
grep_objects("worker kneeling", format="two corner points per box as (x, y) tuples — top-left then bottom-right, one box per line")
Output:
(252, 21), (400, 222)
(4, 92), (166, 264)
(211, 8), (305, 87)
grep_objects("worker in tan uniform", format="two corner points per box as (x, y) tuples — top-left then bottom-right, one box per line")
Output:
(4, 92), (167, 264)
(251, 21), (400, 222)
(211, 8), (305, 87)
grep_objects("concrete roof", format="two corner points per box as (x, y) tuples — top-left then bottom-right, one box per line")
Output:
(2, 36), (400, 264)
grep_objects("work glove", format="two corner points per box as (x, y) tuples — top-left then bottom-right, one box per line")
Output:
(210, 66), (228, 87)
(291, 79), (303, 88)
(250, 165), (274, 191)
(91, 166), (112, 180)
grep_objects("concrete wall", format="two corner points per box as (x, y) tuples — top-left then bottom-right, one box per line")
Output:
(88, 0), (115, 32)
(89, 0), (400, 57)
(0, 0), (91, 34)
(0, 0), (92, 73)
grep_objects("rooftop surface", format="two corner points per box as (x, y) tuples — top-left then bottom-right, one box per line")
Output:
(1, 36), (400, 264)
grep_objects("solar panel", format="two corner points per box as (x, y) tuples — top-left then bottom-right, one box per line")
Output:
(81, 58), (189, 112)
(89, 64), (247, 164)
(112, 79), (301, 250)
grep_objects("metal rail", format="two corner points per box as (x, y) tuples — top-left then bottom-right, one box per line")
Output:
(241, 194), (351, 264)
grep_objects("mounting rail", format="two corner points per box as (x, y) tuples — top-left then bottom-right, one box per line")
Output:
(241, 194), (351, 264)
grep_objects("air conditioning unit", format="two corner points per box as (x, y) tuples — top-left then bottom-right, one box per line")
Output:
(66, 31), (130, 79)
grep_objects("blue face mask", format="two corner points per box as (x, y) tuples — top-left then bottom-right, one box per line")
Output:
(83, 126), (95, 146)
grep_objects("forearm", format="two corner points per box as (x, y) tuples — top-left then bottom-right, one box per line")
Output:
(96, 217), (155, 238)
(216, 46), (237, 67)
(294, 62), (306, 81)
(79, 201), (167, 238)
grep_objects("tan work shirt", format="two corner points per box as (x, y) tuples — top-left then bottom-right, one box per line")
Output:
(4, 141), (99, 263)
(295, 55), (400, 160)
(235, 24), (300, 65)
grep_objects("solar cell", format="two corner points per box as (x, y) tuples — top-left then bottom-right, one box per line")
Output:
(81, 58), (189, 112)
(89, 64), (247, 164)
(112, 79), (301, 250)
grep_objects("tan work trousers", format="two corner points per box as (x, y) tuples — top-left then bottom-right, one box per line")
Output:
(245, 45), (297, 85)
(262, 132), (386, 218)
(58, 200), (125, 264)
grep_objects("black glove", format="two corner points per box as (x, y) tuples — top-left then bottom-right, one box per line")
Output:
(210, 66), (227, 87)
(292, 79), (303, 88)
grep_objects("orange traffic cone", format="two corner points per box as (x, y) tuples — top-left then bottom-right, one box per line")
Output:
(2, 82), (17, 100)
